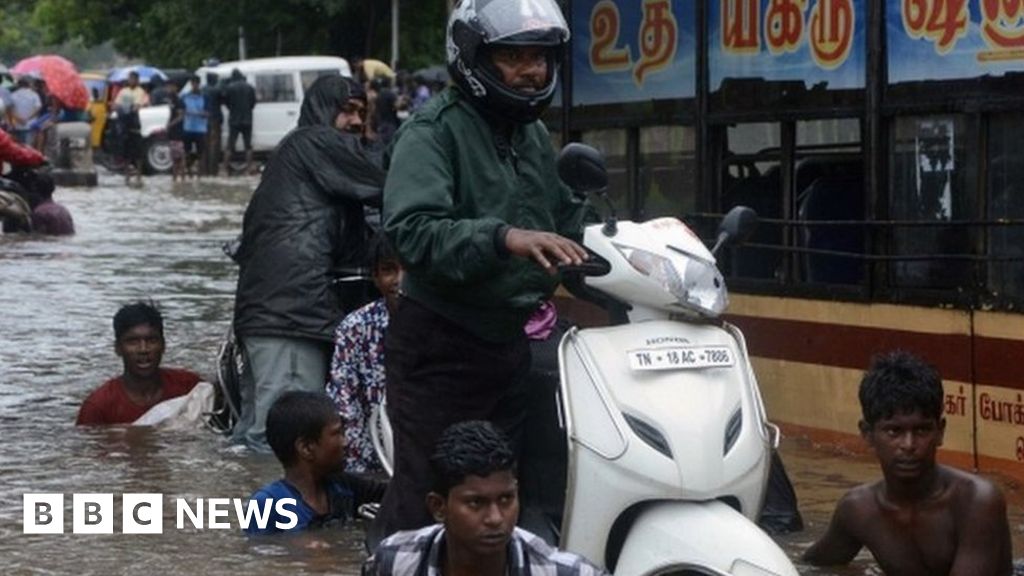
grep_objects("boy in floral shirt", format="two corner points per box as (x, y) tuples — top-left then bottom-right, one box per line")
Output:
(326, 235), (402, 472)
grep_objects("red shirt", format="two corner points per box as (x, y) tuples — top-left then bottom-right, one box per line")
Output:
(0, 129), (45, 167)
(76, 368), (201, 425)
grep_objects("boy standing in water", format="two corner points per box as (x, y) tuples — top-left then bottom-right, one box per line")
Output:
(245, 391), (385, 535)
(364, 420), (607, 576)
(77, 301), (201, 425)
(803, 351), (1012, 576)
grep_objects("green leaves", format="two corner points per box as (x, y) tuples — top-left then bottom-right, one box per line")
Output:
(24, 0), (446, 70)
(0, 2), (46, 64)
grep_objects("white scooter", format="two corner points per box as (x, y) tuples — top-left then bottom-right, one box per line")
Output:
(550, 143), (796, 575)
(371, 143), (798, 576)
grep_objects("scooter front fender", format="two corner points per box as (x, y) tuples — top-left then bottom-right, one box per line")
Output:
(612, 500), (797, 576)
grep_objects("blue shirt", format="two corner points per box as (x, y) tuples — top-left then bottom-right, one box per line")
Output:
(182, 92), (208, 134)
(244, 478), (353, 535)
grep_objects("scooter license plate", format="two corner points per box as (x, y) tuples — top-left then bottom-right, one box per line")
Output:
(627, 345), (734, 371)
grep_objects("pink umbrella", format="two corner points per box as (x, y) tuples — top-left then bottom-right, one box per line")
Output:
(11, 54), (89, 110)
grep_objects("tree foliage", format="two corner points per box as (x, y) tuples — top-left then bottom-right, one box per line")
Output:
(0, 0), (119, 69)
(0, 1), (47, 64)
(28, 0), (447, 70)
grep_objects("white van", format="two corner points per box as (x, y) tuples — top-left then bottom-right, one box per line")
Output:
(138, 56), (352, 173)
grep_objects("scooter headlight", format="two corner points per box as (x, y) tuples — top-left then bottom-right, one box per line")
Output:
(618, 246), (684, 296)
(616, 245), (727, 316)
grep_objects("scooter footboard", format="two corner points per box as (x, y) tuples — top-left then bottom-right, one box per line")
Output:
(613, 500), (797, 576)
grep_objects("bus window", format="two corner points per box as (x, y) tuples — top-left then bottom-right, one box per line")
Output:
(796, 119), (860, 149)
(795, 119), (864, 285)
(889, 115), (978, 290)
(720, 123), (782, 281)
(639, 126), (696, 219)
(581, 129), (629, 220)
(987, 112), (1024, 301)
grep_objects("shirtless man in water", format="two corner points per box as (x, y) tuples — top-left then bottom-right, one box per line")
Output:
(803, 350), (1012, 575)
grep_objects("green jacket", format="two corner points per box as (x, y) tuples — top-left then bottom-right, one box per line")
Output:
(383, 88), (593, 342)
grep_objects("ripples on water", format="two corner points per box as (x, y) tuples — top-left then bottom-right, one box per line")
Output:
(0, 173), (1019, 575)
(0, 173), (366, 575)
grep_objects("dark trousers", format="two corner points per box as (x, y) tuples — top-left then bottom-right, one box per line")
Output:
(202, 121), (221, 175)
(368, 297), (531, 549)
(227, 123), (253, 153)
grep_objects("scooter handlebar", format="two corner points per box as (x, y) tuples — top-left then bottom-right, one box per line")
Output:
(556, 252), (611, 276)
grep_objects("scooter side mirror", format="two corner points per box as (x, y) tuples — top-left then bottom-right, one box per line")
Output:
(558, 142), (619, 236)
(557, 142), (608, 195)
(711, 206), (758, 256)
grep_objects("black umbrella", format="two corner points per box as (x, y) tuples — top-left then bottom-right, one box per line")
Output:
(413, 65), (449, 85)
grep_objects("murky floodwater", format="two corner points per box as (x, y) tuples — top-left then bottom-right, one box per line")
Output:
(0, 171), (1020, 575)
(0, 172), (366, 575)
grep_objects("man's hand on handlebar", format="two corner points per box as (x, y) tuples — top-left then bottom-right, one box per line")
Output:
(504, 227), (588, 274)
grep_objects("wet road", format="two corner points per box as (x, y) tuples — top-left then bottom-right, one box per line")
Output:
(0, 172), (1019, 574)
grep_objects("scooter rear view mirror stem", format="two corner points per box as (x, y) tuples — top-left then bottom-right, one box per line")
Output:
(599, 190), (618, 237)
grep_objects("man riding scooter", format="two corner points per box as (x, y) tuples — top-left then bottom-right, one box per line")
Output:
(371, 0), (596, 548)
(369, 144), (803, 575)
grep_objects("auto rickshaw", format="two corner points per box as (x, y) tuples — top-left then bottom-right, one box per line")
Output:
(80, 71), (110, 149)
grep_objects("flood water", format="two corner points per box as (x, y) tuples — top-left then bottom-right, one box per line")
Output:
(0, 172), (1020, 575)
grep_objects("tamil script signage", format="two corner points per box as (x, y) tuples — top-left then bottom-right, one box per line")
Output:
(708, 0), (867, 91)
(888, 0), (1024, 84)
(571, 0), (697, 106)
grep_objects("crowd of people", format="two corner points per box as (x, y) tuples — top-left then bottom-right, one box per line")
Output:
(0, 39), (448, 191)
(75, 296), (1017, 575)
(93, 58), (442, 185)
(0, 57), (446, 238)
(358, 68), (445, 143)
(44, 0), (1020, 573)
(75, 297), (1016, 575)
(0, 65), (94, 234)
(0, 75), (88, 156)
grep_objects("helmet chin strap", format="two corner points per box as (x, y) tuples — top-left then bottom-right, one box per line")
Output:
(457, 59), (487, 98)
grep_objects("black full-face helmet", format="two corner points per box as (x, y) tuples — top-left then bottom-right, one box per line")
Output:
(446, 0), (570, 124)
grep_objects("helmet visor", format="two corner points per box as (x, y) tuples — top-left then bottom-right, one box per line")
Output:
(474, 0), (570, 45)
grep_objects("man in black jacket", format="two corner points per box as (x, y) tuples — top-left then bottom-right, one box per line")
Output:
(369, 0), (591, 546)
(202, 73), (223, 175)
(232, 75), (385, 450)
(221, 69), (257, 176)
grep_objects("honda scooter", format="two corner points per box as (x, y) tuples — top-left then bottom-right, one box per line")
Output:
(549, 143), (797, 575)
(371, 143), (798, 575)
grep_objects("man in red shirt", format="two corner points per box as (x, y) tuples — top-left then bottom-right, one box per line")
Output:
(0, 127), (46, 233)
(77, 301), (202, 425)
(0, 126), (45, 167)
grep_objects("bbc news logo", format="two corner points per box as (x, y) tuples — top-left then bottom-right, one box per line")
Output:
(23, 493), (298, 534)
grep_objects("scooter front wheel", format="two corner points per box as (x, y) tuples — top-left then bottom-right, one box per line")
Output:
(612, 500), (797, 576)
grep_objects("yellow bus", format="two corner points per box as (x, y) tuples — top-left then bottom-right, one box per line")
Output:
(556, 0), (1024, 480)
